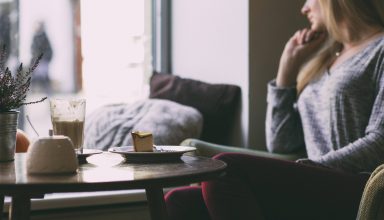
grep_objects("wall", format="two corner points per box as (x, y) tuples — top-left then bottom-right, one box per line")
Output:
(172, 0), (306, 148)
(248, 0), (306, 149)
(172, 0), (249, 146)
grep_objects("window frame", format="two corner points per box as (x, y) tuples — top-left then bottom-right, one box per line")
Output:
(152, 0), (172, 73)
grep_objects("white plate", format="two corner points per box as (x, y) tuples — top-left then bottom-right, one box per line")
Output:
(108, 145), (196, 163)
(77, 149), (103, 163)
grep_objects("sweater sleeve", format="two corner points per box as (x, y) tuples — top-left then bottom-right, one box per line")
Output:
(265, 80), (305, 154)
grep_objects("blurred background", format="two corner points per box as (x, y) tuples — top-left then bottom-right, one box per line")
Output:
(0, 0), (152, 138)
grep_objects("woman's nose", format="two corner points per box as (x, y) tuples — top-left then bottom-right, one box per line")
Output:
(301, 1), (310, 15)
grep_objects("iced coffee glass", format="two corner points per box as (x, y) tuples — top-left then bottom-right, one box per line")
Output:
(50, 98), (86, 154)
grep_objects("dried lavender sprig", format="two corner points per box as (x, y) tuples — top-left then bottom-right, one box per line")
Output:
(0, 47), (46, 111)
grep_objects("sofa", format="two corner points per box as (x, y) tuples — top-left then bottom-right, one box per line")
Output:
(180, 138), (305, 161)
(147, 71), (305, 161)
(84, 71), (243, 151)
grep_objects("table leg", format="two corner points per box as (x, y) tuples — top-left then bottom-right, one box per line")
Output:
(145, 187), (169, 220)
(0, 195), (4, 216)
(9, 195), (30, 220)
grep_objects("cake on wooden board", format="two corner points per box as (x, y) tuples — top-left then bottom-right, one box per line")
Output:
(131, 131), (154, 152)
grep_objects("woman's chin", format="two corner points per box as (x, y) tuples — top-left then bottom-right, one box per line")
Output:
(310, 23), (326, 32)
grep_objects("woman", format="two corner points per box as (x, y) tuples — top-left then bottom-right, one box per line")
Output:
(165, 0), (384, 219)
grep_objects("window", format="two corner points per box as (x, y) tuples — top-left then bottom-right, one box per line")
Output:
(0, 0), (152, 136)
(80, 0), (152, 111)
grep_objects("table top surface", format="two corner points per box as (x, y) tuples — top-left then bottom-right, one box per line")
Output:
(0, 153), (226, 195)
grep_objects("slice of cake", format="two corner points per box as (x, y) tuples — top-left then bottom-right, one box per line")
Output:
(131, 131), (154, 152)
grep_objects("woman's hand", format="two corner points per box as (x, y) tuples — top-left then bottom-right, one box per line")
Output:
(276, 28), (326, 87)
(296, 158), (330, 169)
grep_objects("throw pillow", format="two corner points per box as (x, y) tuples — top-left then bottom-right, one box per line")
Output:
(84, 99), (203, 150)
(149, 72), (241, 144)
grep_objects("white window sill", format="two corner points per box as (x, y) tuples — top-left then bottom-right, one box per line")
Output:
(3, 189), (149, 212)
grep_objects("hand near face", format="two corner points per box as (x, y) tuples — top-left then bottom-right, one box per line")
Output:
(276, 28), (326, 87)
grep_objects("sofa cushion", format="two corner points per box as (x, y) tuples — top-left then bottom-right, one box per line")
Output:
(84, 99), (203, 150)
(149, 72), (241, 144)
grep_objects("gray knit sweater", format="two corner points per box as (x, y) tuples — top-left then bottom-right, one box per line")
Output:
(266, 36), (384, 173)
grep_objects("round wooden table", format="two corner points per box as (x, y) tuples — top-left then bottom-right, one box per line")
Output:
(0, 152), (226, 220)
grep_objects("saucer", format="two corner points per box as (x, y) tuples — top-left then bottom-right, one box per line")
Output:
(108, 145), (196, 163)
(77, 149), (103, 163)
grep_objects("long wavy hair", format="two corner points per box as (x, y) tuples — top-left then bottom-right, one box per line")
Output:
(296, 0), (384, 94)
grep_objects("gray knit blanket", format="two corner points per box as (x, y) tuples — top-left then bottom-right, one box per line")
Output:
(84, 99), (203, 151)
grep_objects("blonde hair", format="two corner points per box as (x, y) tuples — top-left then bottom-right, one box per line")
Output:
(297, 0), (384, 94)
